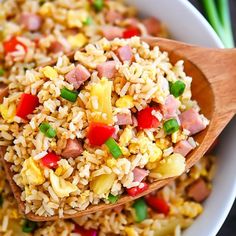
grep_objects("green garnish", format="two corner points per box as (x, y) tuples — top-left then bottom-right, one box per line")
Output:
(22, 220), (37, 233)
(200, 0), (234, 48)
(132, 198), (148, 222)
(39, 122), (56, 138)
(163, 118), (179, 135)
(0, 68), (5, 76)
(83, 16), (93, 26)
(60, 87), (78, 102)
(108, 193), (119, 203)
(170, 80), (186, 97)
(105, 138), (122, 159)
(93, 0), (104, 12)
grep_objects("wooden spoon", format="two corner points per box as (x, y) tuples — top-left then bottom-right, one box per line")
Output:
(0, 37), (236, 221)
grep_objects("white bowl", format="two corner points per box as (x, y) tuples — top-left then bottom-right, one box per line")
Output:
(126, 0), (236, 235)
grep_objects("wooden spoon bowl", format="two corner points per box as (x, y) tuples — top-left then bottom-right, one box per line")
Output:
(1, 37), (236, 221)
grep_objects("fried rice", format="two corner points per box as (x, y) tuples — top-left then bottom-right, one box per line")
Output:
(0, 155), (216, 236)
(0, 0), (214, 235)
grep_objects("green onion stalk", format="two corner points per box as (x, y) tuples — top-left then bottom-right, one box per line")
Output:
(200, 0), (234, 48)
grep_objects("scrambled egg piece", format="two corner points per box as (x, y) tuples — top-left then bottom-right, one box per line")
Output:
(67, 10), (88, 28)
(89, 77), (113, 124)
(151, 153), (186, 179)
(124, 227), (139, 236)
(179, 201), (203, 218)
(119, 126), (133, 146)
(21, 157), (45, 186)
(0, 103), (16, 122)
(41, 66), (58, 80)
(50, 170), (78, 198)
(106, 158), (117, 168)
(90, 173), (116, 195)
(67, 33), (88, 49)
(116, 95), (134, 109)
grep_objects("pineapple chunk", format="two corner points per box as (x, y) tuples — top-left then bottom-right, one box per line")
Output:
(90, 77), (113, 124)
(0, 103), (16, 122)
(90, 173), (116, 194)
(151, 153), (185, 179)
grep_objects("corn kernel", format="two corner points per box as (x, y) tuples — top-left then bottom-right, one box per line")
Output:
(116, 95), (134, 108)
(179, 201), (203, 218)
(67, 10), (88, 28)
(149, 145), (162, 162)
(90, 173), (116, 195)
(156, 138), (171, 150)
(39, 2), (53, 17)
(124, 227), (138, 236)
(55, 166), (64, 176)
(41, 66), (58, 79)
(0, 103), (15, 122)
(106, 158), (117, 168)
(68, 33), (88, 49)
(146, 162), (158, 170)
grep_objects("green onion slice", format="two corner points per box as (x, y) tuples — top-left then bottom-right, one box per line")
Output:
(108, 193), (119, 203)
(132, 198), (148, 223)
(93, 0), (104, 12)
(105, 138), (122, 159)
(0, 68), (5, 76)
(39, 122), (57, 138)
(163, 118), (179, 135)
(60, 87), (78, 102)
(22, 220), (37, 233)
(83, 16), (93, 25)
(170, 80), (186, 97)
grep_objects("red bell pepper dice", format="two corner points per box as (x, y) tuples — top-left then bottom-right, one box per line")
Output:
(3, 36), (27, 54)
(137, 107), (160, 129)
(123, 27), (141, 39)
(41, 152), (60, 169)
(16, 93), (39, 119)
(126, 182), (148, 197)
(87, 122), (115, 146)
(145, 195), (170, 215)
(73, 224), (98, 236)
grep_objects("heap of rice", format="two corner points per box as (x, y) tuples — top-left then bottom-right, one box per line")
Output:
(0, 155), (216, 236)
(1, 36), (208, 217)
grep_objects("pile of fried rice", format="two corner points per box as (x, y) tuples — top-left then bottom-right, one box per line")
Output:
(0, 155), (216, 236)
(0, 0), (214, 235)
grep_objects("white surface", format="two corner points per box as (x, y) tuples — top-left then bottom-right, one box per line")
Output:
(126, 0), (236, 236)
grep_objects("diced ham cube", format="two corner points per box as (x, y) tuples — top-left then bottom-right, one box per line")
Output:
(105, 10), (123, 24)
(116, 113), (133, 126)
(62, 139), (83, 158)
(20, 13), (42, 31)
(143, 17), (161, 36)
(97, 61), (117, 79)
(0, 83), (8, 104)
(161, 95), (180, 119)
(117, 45), (133, 63)
(179, 108), (207, 135)
(174, 140), (193, 157)
(101, 26), (123, 40)
(65, 64), (90, 90)
(48, 41), (65, 54)
(133, 168), (148, 183)
(131, 115), (138, 127)
(187, 178), (211, 202)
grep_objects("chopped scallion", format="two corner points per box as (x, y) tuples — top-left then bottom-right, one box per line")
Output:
(93, 0), (104, 12)
(0, 68), (5, 76)
(22, 220), (37, 233)
(60, 87), (78, 102)
(39, 122), (57, 138)
(108, 193), (119, 203)
(132, 198), (147, 222)
(105, 138), (122, 159)
(163, 118), (179, 135)
(83, 16), (93, 26)
(170, 80), (186, 97)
